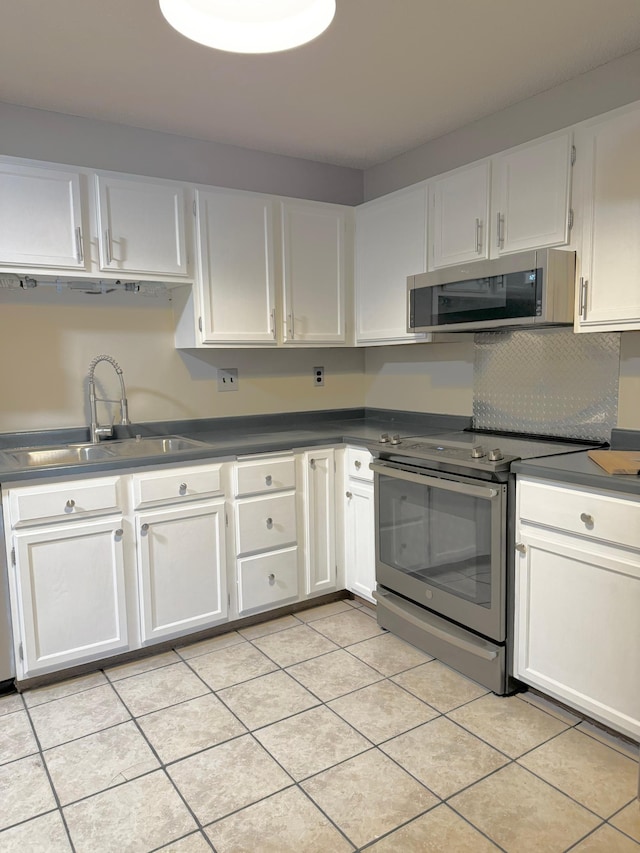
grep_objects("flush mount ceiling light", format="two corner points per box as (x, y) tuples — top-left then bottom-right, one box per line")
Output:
(159, 0), (336, 54)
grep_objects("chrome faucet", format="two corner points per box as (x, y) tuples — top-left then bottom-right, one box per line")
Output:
(88, 355), (130, 443)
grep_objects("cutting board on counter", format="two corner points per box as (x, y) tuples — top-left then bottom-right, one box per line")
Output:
(588, 450), (640, 475)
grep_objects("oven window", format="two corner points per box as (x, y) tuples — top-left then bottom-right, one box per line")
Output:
(378, 474), (492, 608)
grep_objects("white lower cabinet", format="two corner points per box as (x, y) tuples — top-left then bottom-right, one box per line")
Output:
(515, 477), (640, 740)
(344, 446), (375, 602)
(237, 547), (298, 613)
(3, 462), (227, 680)
(135, 499), (227, 644)
(13, 517), (128, 679)
(298, 448), (337, 597)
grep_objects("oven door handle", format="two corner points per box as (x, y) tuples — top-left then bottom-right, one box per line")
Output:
(370, 461), (500, 500)
(374, 589), (499, 661)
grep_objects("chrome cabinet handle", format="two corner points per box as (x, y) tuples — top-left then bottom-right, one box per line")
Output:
(266, 517), (273, 528)
(496, 212), (505, 249)
(580, 512), (594, 525)
(265, 474), (273, 486)
(115, 528), (123, 538)
(75, 227), (84, 264)
(310, 458), (316, 468)
(179, 482), (188, 494)
(105, 229), (112, 265)
(141, 523), (149, 533)
(354, 460), (362, 470)
(578, 277), (589, 321)
(288, 313), (294, 339)
(475, 218), (482, 254)
(268, 573), (276, 583)
(346, 491), (353, 499)
(65, 499), (75, 509)
(270, 308), (276, 340)
(515, 542), (526, 554)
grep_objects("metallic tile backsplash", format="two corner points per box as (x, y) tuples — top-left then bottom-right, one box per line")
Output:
(473, 328), (620, 442)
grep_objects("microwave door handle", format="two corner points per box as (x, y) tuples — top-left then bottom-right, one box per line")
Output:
(373, 590), (499, 661)
(370, 461), (500, 500)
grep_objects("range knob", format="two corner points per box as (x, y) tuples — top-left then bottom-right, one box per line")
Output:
(379, 433), (390, 443)
(488, 448), (504, 462)
(390, 434), (401, 445)
(471, 445), (486, 458)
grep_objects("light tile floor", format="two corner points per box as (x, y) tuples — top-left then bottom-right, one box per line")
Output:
(0, 598), (638, 852)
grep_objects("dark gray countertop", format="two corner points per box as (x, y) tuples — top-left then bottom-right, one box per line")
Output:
(513, 450), (640, 497)
(0, 408), (470, 483)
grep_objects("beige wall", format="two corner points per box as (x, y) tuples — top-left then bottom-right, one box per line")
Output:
(0, 290), (364, 434)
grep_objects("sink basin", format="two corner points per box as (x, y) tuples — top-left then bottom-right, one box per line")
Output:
(7, 444), (115, 467)
(3, 435), (210, 469)
(104, 436), (210, 457)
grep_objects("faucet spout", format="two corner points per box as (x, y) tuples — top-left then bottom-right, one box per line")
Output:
(88, 355), (130, 443)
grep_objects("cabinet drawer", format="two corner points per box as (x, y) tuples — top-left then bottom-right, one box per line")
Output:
(236, 492), (296, 554)
(235, 456), (295, 497)
(237, 547), (299, 613)
(133, 464), (222, 508)
(8, 477), (121, 526)
(518, 478), (640, 550)
(346, 446), (373, 482)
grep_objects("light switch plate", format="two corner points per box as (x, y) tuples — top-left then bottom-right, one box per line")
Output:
(218, 368), (238, 391)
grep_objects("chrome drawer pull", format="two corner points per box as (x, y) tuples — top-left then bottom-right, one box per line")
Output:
(268, 573), (276, 583)
(266, 517), (273, 528)
(141, 523), (149, 533)
(354, 460), (361, 470)
(179, 482), (188, 494)
(265, 475), (273, 486)
(515, 543), (527, 554)
(115, 528), (123, 538)
(66, 499), (75, 509)
(346, 491), (353, 499)
(580, 512), (594, 526)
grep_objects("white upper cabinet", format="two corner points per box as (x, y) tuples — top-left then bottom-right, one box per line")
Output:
(429, 160), (491, 268)
(491, 131), (572, 256)
(95, 173), (188, 278)
(428, 132), (573, 270)
(281, 200), (347, 345)
(355, 184), (429, 345)
(0, 160), (87, 270)
(573, 103), (640, 331)
(195, 187), (277, 344)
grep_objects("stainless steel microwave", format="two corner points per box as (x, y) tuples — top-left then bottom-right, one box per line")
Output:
(407, 249), (576, 333)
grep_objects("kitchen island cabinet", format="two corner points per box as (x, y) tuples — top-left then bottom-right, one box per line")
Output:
(514, 476), (640, 741)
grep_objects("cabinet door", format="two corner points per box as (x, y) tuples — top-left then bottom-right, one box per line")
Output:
(492, 132), (572, 256)
(196, 188), (277, 344)
(429, 161), (490, 268)
(514, 529), (640, 741)
(136, 499), (227, 644)
(281, 201), (347, 344)
(355, 185), (429, 344)
(575, 106), (640, 330)
(300, 449), (337, 595)
(0, 160), (86, 270)
(345, 480), (375, 602)
(13, 518), (128, 678)
(95, 174), (188, 277)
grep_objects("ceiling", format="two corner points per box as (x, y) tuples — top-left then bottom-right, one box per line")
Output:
(2, 0), (640, 169)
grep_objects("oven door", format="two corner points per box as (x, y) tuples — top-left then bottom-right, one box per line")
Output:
(372, 460), (507, 641)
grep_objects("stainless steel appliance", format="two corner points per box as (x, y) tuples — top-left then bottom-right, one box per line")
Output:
(371, 430), (594, 694)
(407, 249), (575, 334)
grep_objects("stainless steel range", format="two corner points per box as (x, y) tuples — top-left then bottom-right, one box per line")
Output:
(371, 429), (597, 694)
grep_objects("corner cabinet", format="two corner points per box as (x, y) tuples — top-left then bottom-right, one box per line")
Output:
(573, 102), (640, 331)
(514, 476), (640, 741)
(355, 184), (429, 345)
(298, 448), (337, 597)
(343, 446), (375, 602)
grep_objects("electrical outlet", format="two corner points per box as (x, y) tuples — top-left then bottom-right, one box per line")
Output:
(218, 368), (238, 391)
(313, 366), (324, 387)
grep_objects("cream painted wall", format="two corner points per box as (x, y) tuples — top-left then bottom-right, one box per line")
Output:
(364, 341), (475, 416)
(0, 290), (364, 434)
(618, 332), (640, 429)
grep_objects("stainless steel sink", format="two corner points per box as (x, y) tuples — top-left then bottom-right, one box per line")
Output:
(104, 436), (210, 457)
(7, 444), (115, 467)
(3, 435), (210, 469)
